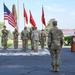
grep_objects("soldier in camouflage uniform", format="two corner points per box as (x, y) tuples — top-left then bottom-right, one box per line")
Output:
(40, 29), (46, 49)
(21, 30), (24, 49)
(30, 27), (35, 50)
(48, 21), (63, 72)
(21, 27), (29, 51)
(31, 27), (40, 52)
(1, 26), (8, 50)
(13, 28), (19, 49)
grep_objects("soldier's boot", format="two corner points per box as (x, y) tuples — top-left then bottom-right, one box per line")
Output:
(42, 47), (44, 49)
(51, 66), (55, 72)
(31, 47), (34, 50)
(55, 65), (59, 72)
(4, 47), (7, 50)
(34, 49), (38, 52)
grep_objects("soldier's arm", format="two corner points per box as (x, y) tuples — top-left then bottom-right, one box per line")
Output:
(44, 33), (46, 42)
(48, 30), (52, 48)
(17, 32), (19, 36)
(27, 31), (30, 39)
(60, 31), (64, 47)
(29, 32), (31, 40)
(31, 31), (33, 39)
(4, 30), (8, 34)
(1, 30), (4, 33)
(39, 32), (41, 42)
(6, 30), (8, 37)
(21, 31), (23, 40)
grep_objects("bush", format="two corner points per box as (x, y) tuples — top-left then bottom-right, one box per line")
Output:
(64, 36), (72, 46)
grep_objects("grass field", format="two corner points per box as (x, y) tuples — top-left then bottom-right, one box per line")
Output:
(1, 39), (13, 48)
(2, 39), (46, 48)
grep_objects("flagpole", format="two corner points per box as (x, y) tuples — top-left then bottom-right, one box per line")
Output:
(23, 3), (25, 27)
(29, 10), (32, 28)
(42, 23), (43, 29)
(24, 18), (25, 27)
(3, 2), (5, 25)
(42, 5), (43, 30)
(17, 0), (19, 32)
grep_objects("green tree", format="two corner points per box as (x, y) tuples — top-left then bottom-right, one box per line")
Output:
(8, 30), (13, 39)
(0, 22), (4, 37)
(44, 18), (55, 36)
(0, 22), (4, 29)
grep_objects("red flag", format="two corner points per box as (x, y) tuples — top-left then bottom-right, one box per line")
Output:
(29, 10), (36, 27)
(41, 6), (46, 26)
(23, 4), (28, 24)
(4, 4), (16, 28)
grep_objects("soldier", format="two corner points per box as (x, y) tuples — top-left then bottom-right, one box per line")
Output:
(30, 27), (35, 50)
(21, 30), (24, 49)
(40, 29), (46, 49)
(21, 27), (29, 51)
(31, 27), (40, 52)
(13, 28), (19, 49)
(1, 26), (8, 50)
(48, 21), (63, 72)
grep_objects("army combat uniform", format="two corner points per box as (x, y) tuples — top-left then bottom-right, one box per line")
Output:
(31, 27), (40, 52)
(13, 29), (19, 49)
(48, 21), (63, 72)
(1, 28), (8, 49)
(30, 27), (34, 50)
(40, 30), (46, 49)
(21, 27), (29, 51)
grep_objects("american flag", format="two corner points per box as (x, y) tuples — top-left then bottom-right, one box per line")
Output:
(4, 4), (16, 28)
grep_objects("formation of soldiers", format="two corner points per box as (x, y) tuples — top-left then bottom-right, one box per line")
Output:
(1, 21), (63, 72)
(21, 26), (46, 52)
(1, 26), (46, 52)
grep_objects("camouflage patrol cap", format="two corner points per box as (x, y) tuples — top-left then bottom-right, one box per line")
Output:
(4, 25), (6, 28)
(41, 29), (44, 31)
(24, 27), (27, 29)
(52, 21), (57, 25)
(35, 27), (37, 29)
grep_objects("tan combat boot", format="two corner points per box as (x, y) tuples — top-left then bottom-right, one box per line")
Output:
(51, 66), (55, 72)
(55, 65), (59, 72)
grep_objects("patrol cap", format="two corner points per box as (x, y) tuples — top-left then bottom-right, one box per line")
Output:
(24, 27), (27, 29)
(52, 21), (57, 25)
(4, 25), (6, 28)
(35, 27), (37, 29)
(41, 29), (44, 31)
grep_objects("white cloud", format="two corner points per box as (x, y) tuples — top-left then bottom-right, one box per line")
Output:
(45, 5), (66, 13)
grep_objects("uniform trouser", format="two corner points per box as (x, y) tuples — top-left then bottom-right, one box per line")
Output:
(3, 38), (7, 49)
(23, 39), (28, 51)
(22, 40), (24, 48)
(31, 39), (34, 49)
(50, 50), (61, 66)
(41, 39), (45, 49)
(14, 41), (18, 49)
(34, 40), (38, 51)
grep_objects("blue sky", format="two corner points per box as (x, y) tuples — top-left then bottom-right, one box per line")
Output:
(0, 0), (75, 32)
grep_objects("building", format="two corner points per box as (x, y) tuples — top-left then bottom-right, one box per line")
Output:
(62, 29), (75, 36)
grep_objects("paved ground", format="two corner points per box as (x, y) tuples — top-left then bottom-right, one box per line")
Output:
(0, 47), (75, 75)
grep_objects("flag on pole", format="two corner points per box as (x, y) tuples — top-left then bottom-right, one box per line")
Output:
(23, 4), (28, 24)
(41, 6), (46, 26)
(4, 3), (16, 28)
(29, 10), (36, 27)
(12, 4), (17, 28)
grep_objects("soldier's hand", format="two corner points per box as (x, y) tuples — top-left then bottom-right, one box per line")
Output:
(48, 45), (51, 49)
(48, 45), (50, 48)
